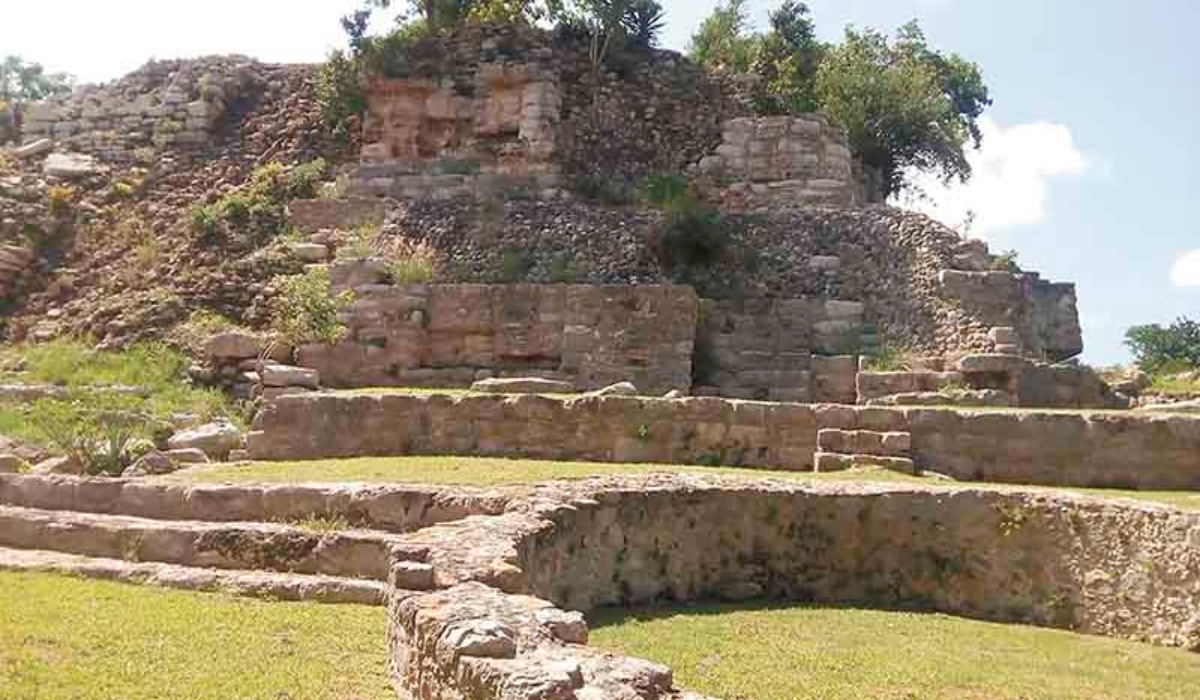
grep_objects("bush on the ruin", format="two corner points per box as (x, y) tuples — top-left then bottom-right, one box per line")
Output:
(639, 174), (690, 209)
(1126, 317), (1200, 375)
(271, 267), (355, 346)
(654, 200), (727, 272)
(189, 159), (327, 247)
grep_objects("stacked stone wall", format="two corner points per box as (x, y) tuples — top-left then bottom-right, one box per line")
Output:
(695, 297), (863, 402)
(298, 282), (698, 394)
(692, 115), (878, 209)
(938, 270), (1083, 361)
(250, 395), (1200, 490)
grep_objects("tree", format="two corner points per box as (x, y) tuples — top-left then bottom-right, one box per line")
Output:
(0, 56), (72, 103)
(815, 22), (990, 196)
(688, 0), (757, 73)
(1126, 317), (1200, 374)
(751, 1), (823, 113)
(621, 0), (666, 50)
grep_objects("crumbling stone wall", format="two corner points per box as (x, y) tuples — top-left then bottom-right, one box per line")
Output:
(938, 270), (1083, 361)
(21, 57), (259, 160)
(298, 280), (697, 394)
(692, 116), (880, 210)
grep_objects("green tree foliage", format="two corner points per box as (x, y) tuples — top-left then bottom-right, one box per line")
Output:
(688, 0), (757, 72)
(0, 55), (72, 103)
(816, 22), (990, 195)
(751, 2), (823, 114)
(688, 4), (991, 197)
(271, 267), (356, 346)
(1126, 317), (1200, 374)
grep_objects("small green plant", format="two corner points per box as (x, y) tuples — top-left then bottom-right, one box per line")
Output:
(31, 392), (150, 477)
(500, 250), (534, 283)
(654, 201), (727, 272)
(46, 186), (75, 217)
(337, 223), (380, 260)
(862, 337), (911, 372)
(289, 514), (354, 534)
(995, 502), (1028, 538)
(548, 254), (579, 284)
(386, 240), (440, 285)
(990, 250), (1020, 272)
(271, 267), (355, 346)
(639, 174), (690, 208)
(635, 423), (650, 442)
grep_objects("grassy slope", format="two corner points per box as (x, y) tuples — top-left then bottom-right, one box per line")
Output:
(173, 455), (1200, 511)
(0, 572), (390, 700)
(590, 602), (1200, 700)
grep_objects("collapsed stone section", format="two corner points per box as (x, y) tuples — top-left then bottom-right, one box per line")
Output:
(249, 394), (1200, 489)
(22, 56), (261, 160)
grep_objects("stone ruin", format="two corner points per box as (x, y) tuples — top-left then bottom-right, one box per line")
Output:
(3, 22), (1196, 700)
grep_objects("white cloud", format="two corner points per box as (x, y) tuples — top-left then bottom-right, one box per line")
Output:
(1172, 250), (1200, 288)
(898, 117), (1089, 237)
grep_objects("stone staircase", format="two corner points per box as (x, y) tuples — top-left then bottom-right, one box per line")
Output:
(0, 474), (507, 605)
(813, 428), (916, 475)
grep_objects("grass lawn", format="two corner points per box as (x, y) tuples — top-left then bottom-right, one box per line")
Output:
(0, 572), (390, 700)
(590, 602), (1200, 700)
(170, 456), (1200, 512)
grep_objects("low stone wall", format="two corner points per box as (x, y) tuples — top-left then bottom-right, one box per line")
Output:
(299, 283), (697, 394)
(825, 405), (1200, 489)
(249, 393), (820, 470)
(250, 394), (1200, 490)
(380, 476), (1200, 699)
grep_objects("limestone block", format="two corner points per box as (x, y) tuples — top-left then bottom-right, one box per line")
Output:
(205, 331), (264, 360)
(471, 377), (576, 395)
(167, 421), (243, 460)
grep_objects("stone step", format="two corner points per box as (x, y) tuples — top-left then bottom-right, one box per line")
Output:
(0, 546), (384, 605)
(0, 506), (398, 581)
(816, 429), (912, 457)
(0, 474), (508, 532)
(813, 452), (917, 475)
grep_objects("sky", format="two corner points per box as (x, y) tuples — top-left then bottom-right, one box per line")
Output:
(2, 0), (1196, 365)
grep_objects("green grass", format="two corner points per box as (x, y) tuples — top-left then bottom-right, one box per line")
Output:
(0, 571), (390, 700)
(590, 602), (1200, 700)
(169, 455), (1200, 512)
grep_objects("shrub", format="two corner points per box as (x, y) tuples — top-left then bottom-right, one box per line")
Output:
(500, 250), (534, 283)
(189, 160), (327, 247)
(549, 254), (580, 284)
(654, 202), (727, 271)
(639, 174), (690, 208)
(32, 392), (149, 477)
(271, 267), (355, 346)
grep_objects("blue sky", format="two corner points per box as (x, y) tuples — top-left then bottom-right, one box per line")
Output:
(3, 0), (1195, 364)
